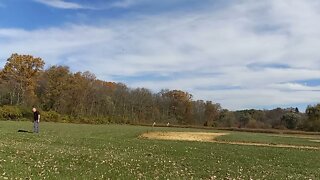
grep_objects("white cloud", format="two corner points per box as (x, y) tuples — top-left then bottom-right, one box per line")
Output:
(1, 0), (320, 110)
(33, 0), (144, 10)
(110, 0), (144, 8)
(269, 83), (320, 92)
(33, 0), (89, 9)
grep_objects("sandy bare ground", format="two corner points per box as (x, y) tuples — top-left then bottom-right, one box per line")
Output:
(140, 131), (320, 150)
(140, 132), (228, 142)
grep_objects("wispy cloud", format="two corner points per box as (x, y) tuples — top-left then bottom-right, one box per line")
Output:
(110, 0), (143, 8)
(33, 0), (90, 9)
(1, 0), (320, 110)
(33, 0), (138, 10)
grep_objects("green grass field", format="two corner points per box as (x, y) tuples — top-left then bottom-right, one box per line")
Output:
(0, 121), (320, 179)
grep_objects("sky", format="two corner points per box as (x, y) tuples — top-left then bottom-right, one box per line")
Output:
(0, 0), (320, 111)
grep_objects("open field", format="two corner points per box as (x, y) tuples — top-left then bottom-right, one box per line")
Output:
(0, 121), (320, 179)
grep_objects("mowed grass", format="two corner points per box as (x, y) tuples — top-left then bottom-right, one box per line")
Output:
(0, 121), (320, 179)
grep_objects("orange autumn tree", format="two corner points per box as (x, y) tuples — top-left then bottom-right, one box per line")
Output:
(0, 53), (44, 105)
(163, 90), (194, 124)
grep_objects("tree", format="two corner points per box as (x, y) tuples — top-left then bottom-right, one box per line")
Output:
(112, 83), (130, 122)
(305, 104), (320, 131)
(236, 111), (252, 128)
(217, 109), (236, 127)
(163, 90), (193, 124)
(39, 66), (72, 113)
(156, 89), (171, 122)
(0, 53), (44, 105)
(204, 101), (221, 126)
(281, 113), (300, 130)
(192, 100), (206, 125)
(265, 108), (287, 128)
(127, 88), (154, 123)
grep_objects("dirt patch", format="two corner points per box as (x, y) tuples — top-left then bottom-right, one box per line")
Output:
(140, 131), (227, 142)
(140, 131), (320, 150)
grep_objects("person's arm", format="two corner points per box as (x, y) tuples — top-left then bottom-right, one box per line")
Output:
(38, 114), (41, 122)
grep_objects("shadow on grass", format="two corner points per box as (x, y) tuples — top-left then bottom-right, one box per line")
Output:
(17, 129), (33, 133)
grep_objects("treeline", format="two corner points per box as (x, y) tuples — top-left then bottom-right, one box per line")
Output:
(0, 54), (320, 131)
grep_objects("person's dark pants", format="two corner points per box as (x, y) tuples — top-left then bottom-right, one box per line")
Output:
(33, 121), (39, 133)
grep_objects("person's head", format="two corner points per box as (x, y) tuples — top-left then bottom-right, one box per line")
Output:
(32, 108), (37, 112)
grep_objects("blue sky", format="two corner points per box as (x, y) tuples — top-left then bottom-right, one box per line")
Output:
(0, 0), (320, 111)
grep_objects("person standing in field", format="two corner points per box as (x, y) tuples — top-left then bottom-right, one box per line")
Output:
(32, 108), (40, 133)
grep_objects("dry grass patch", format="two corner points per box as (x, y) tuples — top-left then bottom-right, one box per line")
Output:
(140, 132), (228, 142)
(140, 131), (320, 150)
